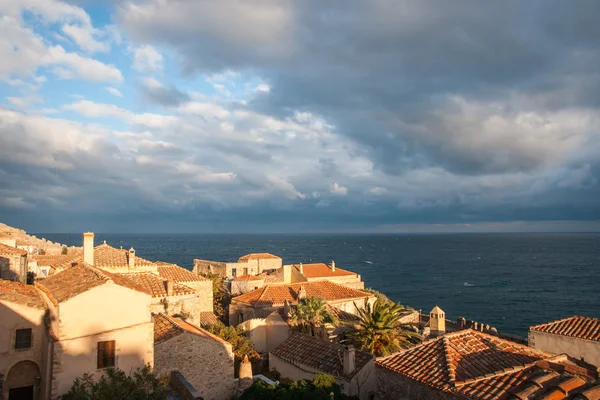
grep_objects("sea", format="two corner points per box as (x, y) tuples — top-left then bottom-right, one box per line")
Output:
(37, 232), (600, 337)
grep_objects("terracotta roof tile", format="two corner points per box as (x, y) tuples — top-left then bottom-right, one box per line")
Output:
(153, 313), (229, 346)
(33, 250), (83, 270)
(238, 253), (281, 262)
(327, 305), (360, 323)
(291, 263), (357, 278)
(0, 242), (27, 256)
(198, 311), (220, 327)
(271, 333), (373, 380)
(36, 263), (149, 306)
(116, 273), (195, 298)
(377, 330), (600, 399)
(90, 243), (155, 269)
(0, 280), (46, 309)
(156, 264), (208, 283)
(531, 316), (600, 342)
(258, 272), (282, 283)
(232, 280), (371, 307)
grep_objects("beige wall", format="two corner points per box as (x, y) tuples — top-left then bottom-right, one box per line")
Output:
(57, 283), (151, 340)
(154, 332), (234, 400)
(529, 331), (600, 367)
(256, 258), (282, 274)
(265, 312), (290, 353)
(305, 275), (364, 289)
(51, 322), (154, 399)
(0, 301), (48, 400)
(231, 279), (264, 296)
(269, 354), (375, 399)
(0, 254), (27, 282)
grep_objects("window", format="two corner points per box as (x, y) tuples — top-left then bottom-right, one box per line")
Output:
(97, 340), (116, 369)
(232, 268), (237, 277)
(243, 268), (248, 275)
(15, 328), (32, 350)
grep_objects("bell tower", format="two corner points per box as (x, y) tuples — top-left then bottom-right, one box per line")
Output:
(430, 305), (446, 337)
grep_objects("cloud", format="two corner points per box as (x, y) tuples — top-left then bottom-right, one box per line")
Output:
(62, 24), (109, 53)
(106, 87), (123, 97)
(132, 44), (163, 73)
(6, 95), (43, 108)
(368, 187), (387, 195)
(329, 183), (348, 196)
(139, 78), (190, 106)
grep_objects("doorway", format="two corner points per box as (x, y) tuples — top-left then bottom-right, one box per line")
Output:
(9, 386), (34, 400)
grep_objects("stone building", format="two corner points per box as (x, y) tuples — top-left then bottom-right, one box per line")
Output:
(376, 328), (600, 399)
(270, 333), (376, 399)
(529, 316), (600, 367)
(153, 313), (234, 400)
(35, 263), (155, 399)
(229, 280), (375, 326)
(281, 261), (364, 289)
(193, 253), (282, 278)
(231, 274), (265, 296)
(0, 243), (28, 283)
(0, 280), (49, 400)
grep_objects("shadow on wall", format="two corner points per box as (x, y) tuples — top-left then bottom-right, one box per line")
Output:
(0, 256), (19, 281)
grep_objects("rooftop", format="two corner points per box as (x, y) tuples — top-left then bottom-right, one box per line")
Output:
(33, 250), (83, 270)
(153, 313), (229, 346)
(36, 263), (148, 306)
(91, 243), (155, 269)
(238, 253), (281, 262)
(116, 273), (195, 298)
(156, 263), (208, 283)
(0, 280), (46, 309)
(271, 333), (373, 380)
(0, 242), (28, 256)
(530, 316), (600, 342)
(232, 280), (372, 307)
(291, 263), (357, 278)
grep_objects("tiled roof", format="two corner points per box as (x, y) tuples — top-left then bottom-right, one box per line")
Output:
(271, 333), (374, 380)
(238, 253), (281, 261)
(292, 263), (357, 278)
(376, 330), (551, 393)
(0, 280), (46, 309)
(36, 263), (149, 306)
(91, 243), (155, 268)
(153, 313), (230, 346)
(33, 250), (83, 270)
(233, 274), (263, 281)
(258, 272), (282, 283)
(327, 305), (360, 323)
(232, 280), (371, 307)
(530, 316), (600, 342)
(0, 242), (27, 256)
(199, 311), (220, 327)
(156, 264), (208, 283)
(116, 273), (195, 298)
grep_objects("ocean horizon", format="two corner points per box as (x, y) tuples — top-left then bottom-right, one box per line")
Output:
(38, 232), (600, 337)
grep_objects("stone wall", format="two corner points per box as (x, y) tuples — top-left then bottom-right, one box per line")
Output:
(193, 260), (227, 277)
(231, 279), (264, 296)
(256, 258), (282, 273)
(155, 331), (234, 400)
(376, 366), (459, 400)
(0, 254), (26, 282)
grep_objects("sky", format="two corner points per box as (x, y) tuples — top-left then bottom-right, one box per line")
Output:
(1, 1), (600, 233)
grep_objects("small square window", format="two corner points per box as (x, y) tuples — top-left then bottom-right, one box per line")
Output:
(15, 328), (32, 350)
(232, 268), (237, 277)
(97, 340), (116, 369)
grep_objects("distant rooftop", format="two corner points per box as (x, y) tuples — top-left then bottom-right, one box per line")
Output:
(0, 280), (46, 309)
(291, 263), (357, 278)
(153, 313), (229, 346)
(238, 253), (281, 262)
(0, 242), (27, 256)
(116, 273), (195, 298)
(156, 263), (208, 283)
(530, 316), (600, 342)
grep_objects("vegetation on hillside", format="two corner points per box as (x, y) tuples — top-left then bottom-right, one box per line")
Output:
(60, 365), (168, 400)
(200, 272), (232, 323)
(239, 374), (358, 400)
(288, 297), (336, 337)
(204, 322), (261, 376)
(345, 298), (421, 357)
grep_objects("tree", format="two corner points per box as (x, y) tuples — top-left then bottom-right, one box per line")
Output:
(200, 273), (231, 323)
(204, 322), (260, 376)
(288, 297), (336, 338)
(346, 298), (421, 357)
(62, 246), (68, 255)
(239, 374), (356, 400)
(60, 365), (168, 400)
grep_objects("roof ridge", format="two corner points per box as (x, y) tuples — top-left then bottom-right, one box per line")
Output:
(79, 263), (113, 282)
(530, 316), (581, 329)
(441, 335), (457, 386)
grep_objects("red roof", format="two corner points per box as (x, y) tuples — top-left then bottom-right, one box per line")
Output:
(153, 313), (229, 346)
(0, 242), (27, 256)
(156, 263), (208, 283)
(293, 263), (357, 278)
(0, 280), (46, 309)
(238, 253), (281, 262)
(233, 274), (263, 281)
(376, 330), (600, 399)
(116, 273), (195, 298)
(232, 280), (371, 307)
(530, 316), (600, 342)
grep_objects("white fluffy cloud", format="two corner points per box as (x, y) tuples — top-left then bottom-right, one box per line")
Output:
(105, 87), (123, 97)
(132, 44), (163, 73)
(62, 24), (109, 53)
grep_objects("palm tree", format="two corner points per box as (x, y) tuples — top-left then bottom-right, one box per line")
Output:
(288, 296), (336, 337)
(347, 299), (421, 356)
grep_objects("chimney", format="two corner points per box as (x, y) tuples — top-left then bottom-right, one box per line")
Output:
(238, 355), (253, 392)
(297, 286), (307, 300)
(331, 260), (336, 271)
(165, 280), (174, 296)
(299, 263), (303, 274)
(343, 345), (355, 375)
(128, 248), (135, 269)
(430, 305), (446, 337)
(83, 232), (94, 265)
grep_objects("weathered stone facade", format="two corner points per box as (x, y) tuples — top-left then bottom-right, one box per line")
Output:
(0, 251), (27, 282)
(376, 366), (459, 400)
(154, 330), (234, 400)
